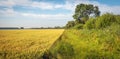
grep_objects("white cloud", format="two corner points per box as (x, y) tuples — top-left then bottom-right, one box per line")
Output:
(55, 5), (63, 8)
(62, 1), (74, 11)
(21, 13), (72, 20)
(99, 5), (120, 15)
(0, 8), (17, 16)
(0, 0), (120, 17)
(0, 9), (72, 21)
(0, 0), (15, 8)
(31, 2), (54, 10)
(0, 0), (74, 10)
(30, 1), (74, 10)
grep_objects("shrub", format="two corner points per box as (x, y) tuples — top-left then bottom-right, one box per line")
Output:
(84, 18), (96, 29)
(73, 24), (83, 29)
(66, 21), (75, 29)
(115, 15), (120, 24)
(95, 13), (116, 29)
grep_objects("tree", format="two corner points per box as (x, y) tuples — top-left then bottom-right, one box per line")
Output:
(73, 4), (100, 24)
(20, 27), (24, 29)
(66, 21), (75, 28)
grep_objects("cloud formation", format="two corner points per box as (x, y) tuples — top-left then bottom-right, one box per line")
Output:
(0, 0), (120, 27)
(0, 0), (120, 15)
(21, 13), (72, 20)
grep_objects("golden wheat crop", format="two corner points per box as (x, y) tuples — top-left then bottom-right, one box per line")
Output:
(0, 29), (64, 59)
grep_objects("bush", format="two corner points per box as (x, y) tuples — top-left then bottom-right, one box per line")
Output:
(95, 13), (116, 29)
(115, 15), (120, 24)
(66, 21), (75, 29)
(83, 13), (119, 29)
(84, 18), (96, 29)
(73, 24), (83, 29)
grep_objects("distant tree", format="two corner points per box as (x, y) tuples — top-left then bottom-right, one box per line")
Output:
(66, 21), (75, 28)
(54, 26), (60, 29)
(54, 26), (64, 29)
(73, 4), (100, 24)
(20, 27), (24, 29)
(41, 27), (44, 29)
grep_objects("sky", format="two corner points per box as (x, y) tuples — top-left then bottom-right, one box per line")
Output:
(0, 0), (120, 28)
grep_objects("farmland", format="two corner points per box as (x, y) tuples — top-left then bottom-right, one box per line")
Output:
(0, 29), (64, 59)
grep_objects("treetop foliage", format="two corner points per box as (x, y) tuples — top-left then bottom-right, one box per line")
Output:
(66, 4), (100, 28)
(73, 4), (100, 24)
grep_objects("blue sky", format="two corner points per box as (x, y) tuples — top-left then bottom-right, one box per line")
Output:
(0, 0), (120, 28)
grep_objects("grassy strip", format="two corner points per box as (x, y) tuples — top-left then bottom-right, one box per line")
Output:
(43, 24), (120, 59)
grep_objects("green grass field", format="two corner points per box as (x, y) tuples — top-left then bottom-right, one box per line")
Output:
(47, 24), (120, 59)
(0, 29), (64, 59)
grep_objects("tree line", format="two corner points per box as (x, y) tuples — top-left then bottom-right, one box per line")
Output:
(66, 4), (120, 29)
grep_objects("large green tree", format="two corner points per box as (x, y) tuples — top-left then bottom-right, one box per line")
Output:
(73, 4), (100, 24)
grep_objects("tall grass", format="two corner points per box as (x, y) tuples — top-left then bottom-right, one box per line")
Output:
(47, 24), (120, 59)
(45, 13), (120, 59)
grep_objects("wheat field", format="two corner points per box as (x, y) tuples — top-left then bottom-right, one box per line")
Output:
(0, 29), (64, 59)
